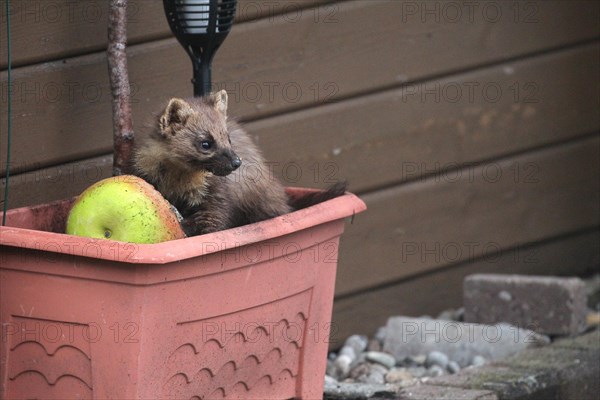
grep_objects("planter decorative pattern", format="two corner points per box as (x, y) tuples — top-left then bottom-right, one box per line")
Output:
(0, 189), (366, 399)
(162, 289), (310, 399)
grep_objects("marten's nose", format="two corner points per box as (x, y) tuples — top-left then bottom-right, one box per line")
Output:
(231, 156), (242, 170)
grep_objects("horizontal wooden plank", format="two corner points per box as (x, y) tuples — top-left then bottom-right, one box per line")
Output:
(0, 0), (330, 68)
(330, 229), (600, 347)
(0, 0), (168, 69)
(3, 135), (599, 297)
(1, 1), (599, 176)
(335, 134), (600, 296)
(251, 44), (600, 192)
(3, 43), (599, 208)
(0, 154), (113, 210)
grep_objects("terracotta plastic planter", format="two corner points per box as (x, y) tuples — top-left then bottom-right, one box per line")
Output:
(0, 188), (365, 399)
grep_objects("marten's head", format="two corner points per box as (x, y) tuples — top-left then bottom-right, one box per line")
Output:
(157, 90), (241, 176)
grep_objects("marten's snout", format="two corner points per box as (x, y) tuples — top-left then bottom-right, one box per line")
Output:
(231, 156), (242, 170)
(209, 151), (242, 176)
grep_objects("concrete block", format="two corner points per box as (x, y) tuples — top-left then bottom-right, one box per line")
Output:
(464, 274), (587, 336)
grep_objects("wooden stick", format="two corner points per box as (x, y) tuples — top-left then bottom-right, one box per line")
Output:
(107, 0), (134, 176)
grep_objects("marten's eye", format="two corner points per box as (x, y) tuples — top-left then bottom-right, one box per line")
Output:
(195, 135), (214, 152)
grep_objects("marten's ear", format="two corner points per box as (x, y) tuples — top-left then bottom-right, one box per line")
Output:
(159, 98), (194, 136)
(211, 90), (228, 116)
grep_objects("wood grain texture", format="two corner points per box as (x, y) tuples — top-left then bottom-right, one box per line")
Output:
(3, 44), (599, 207)
(1, 1), (599, 176)
(250, 44), (600, 192)
(335, 135), (599, 295)
(0, 0), (330, 68)
(0, 0), (167, 69)
(1, 154), (113, 209)
(330, 229), (600, 347)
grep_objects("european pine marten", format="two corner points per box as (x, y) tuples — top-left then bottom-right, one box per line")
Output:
(132, 90), (346, 236)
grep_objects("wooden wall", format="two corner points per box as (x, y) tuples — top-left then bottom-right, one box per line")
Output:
(1, 1), (599, 347)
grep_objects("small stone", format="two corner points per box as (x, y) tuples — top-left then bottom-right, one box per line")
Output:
(349, 362), (371, 380)
(334, 354), (353, 378)
(363, 373), (386, 385)
(472, 355), (487, 367)
(358, 369), (386, 385)
(339, 345), (357, 361)
(370, 363), (389, 375)
(345, 334), (368, 354)
(407, 366), (427, 378)
(498, 290), (512, 301)
(426, 351), (449, 369)
(366, 351), (397, 369)
(427, 365), (445, 377)
(327, 361), (343, 381)
(367, 338), (382, 352)
(328, 352), (337, 361)
(385, 367), (414, 384)
(324, 375), (337, 385)
(351, 362), (389, 385)
(447, 360), (461, 373)
(326, 359), (336, 376)
(374, 326), (387, 343)
(324, 375), (338, 392)
(355, 352), (367, 365)
(407, 354), (427, 366)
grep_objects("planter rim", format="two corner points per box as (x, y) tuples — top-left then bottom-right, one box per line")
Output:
(0, 187), (366, 264)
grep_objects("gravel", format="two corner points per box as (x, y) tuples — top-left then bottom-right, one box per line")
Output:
(383, 317), (549, 367)
(324, 275), (598, 399)
(325, 312), (550, 399)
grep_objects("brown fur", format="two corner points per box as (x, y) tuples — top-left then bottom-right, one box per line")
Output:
(132, 91), (292, 236)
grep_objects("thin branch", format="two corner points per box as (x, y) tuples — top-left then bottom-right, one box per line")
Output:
(107, 0), (134, 176)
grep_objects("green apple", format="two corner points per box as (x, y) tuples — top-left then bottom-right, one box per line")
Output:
(66, 175), (186, 243)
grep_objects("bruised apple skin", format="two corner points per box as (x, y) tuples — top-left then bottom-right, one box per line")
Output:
(66, 175), (186, 244)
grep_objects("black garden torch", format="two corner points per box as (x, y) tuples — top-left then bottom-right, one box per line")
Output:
(163, 0), (237, 97)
